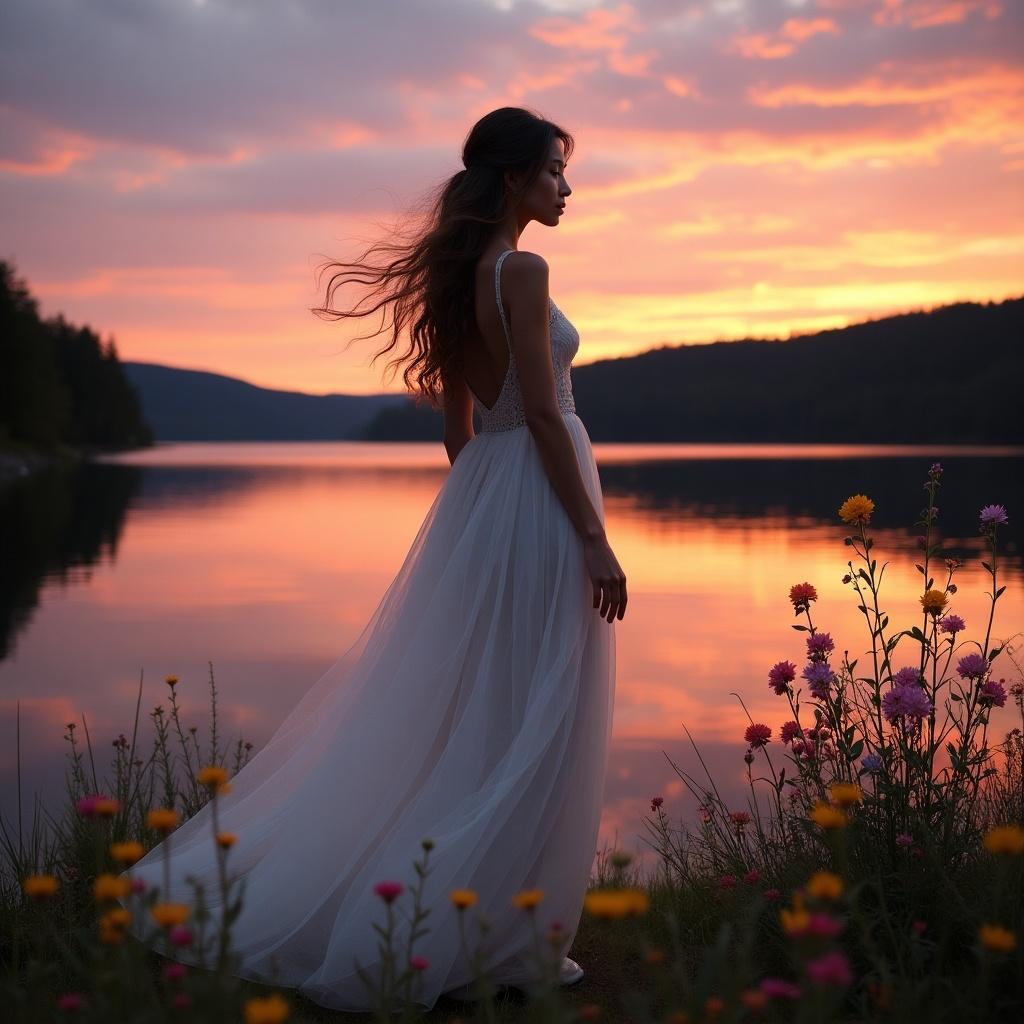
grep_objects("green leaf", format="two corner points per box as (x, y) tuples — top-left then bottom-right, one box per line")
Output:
(849, 739), (864, 759)
(995, 586), (1006, 599)
(792, 624), (809, 631)
(915, 563), (925, 575)
(982, 561), (993, 573)
(950, 692), (962, 702)
(990, 645), (1003, 659)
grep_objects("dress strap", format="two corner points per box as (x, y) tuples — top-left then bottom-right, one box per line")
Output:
(494, 249), (515, 354)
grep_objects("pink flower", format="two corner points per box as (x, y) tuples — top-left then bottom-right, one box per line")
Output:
(650, 796), (664, 811)
(169, 926), (193, 947)
(912, 920), (927, 935)
(760, 977), (801, 999)
(744, 869), (761, 884)
(162, 963), (187, 982)
(780, 721), (801, 744)
(978, 679), (1007, 708)
(75, 795), (105, 819)
(130, 877), (147, 893)
(744, 723), (772, 748)
(718, 873), (737, 890)
(789, 582), (818, 610)
(730, 811), (751, 827)
(410, 955), (429, 971)
(762, 888), (781, 903)
(806, 913), (845, 939)
(805, 949), (853, 987)
(56, 993), (85, 1012)
(172, 992), (192, 1009)
(373, 881), (405, 903)
(768, 660), (798, 695)
(895, 833), (913, 848)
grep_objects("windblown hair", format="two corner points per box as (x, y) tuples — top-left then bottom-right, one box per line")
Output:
(310, 106), (574, 409)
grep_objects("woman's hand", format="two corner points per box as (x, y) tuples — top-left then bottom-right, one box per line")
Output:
(583, 534), (627, 622)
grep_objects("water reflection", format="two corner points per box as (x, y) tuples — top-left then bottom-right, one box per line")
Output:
(1, 443), (1021, 877)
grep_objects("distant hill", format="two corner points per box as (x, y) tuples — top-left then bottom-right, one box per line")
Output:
(362, 295), (1024, 443)
(122, 363), (407, 441)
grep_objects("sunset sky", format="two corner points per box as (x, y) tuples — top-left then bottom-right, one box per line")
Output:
(2, 0), (1022, 396)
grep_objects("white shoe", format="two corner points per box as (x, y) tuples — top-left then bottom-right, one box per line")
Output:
(559, 956), (584, 986)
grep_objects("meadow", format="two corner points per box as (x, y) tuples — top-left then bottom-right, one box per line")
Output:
(3, 462), (1022, 1023)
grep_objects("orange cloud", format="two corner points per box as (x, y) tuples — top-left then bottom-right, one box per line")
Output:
(871, 0), (1004, 28)
(529, 2), (640, 52)
(729, 17), (840, 60)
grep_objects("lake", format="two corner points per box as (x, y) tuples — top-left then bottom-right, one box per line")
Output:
(2, 441), (1022, 878)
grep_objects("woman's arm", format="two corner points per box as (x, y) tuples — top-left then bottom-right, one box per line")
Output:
(441, 369), (474, 467)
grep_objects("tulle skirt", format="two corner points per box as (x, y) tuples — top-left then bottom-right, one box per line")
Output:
(119, 412), (616, 1011)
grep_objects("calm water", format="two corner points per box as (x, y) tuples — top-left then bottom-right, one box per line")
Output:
(2, 442), (1022, 876)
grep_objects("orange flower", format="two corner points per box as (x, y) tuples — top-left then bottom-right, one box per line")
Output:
(982, 824), (1024, 856)
(165, 674), (179, 688)
(979, 924), (1016, 953)
(828, 783), (863, 808)
(23, 874), (59, 899)
(512, 889), (544, 910)
(780, 892), (810, 937)
(146, 807), (180, 832)
(94, 798), (121, 818)
(838, 494), (874, 524)
(99, 906), (131, 943)
(808, 800), (847, 830)
(151, 902), (190, 929)
(93, 873), (131, 902)
(919, 589), (949, 616)
(805, 870), (844, 902)
(243, 992), (291, 1024)
(110, 841), (145, 865)
(196, 765), (229, 791)
(216, 832), (237, 849)
(449, 889), (478, 909)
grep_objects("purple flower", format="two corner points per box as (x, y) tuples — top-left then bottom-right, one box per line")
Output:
(930, 462), (943, 476)
(805, 949), (853, 987)
(760, 977), (801, 999)
(978, 679), (1007, 708)
(892, 666), (922, 688)
(862, 753), (883, 773)
(882, 684), (932, 723)
(896, 832), (914, 847)
(939, 614), (965, 635)
(979, 504), (1008, 528)
(801, 661), (834, 700)
(768, 660), (797, 695)
(806, 632), (835, 661)
(956, 653), (989, 680)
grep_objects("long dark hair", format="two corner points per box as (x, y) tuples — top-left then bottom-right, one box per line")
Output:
(310, 106), (574, 408)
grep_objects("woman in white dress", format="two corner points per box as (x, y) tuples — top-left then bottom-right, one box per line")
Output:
(119, 106), (626, 1012)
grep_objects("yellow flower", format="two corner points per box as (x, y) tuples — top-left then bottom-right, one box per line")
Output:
(165, 674), (179, 687)
(828, 783), (864, 808)
(780, 892), (810, 936)
(449, 889), (478, 909)
(838, 494), (875, 525)
(583, 887), (649, 919)
(243, 992), (291, 1024)
(23, 874), (59, 899)
(146, 807), (180, 832)
(978, 923), (1016, 953)
(512, 888), (544, 910)
(99, 906), (131, 942)
(808, 800), (848, 829)
(645, 948), (666, 965)
(216, 831), (237, 849)
(920, 589), (949, 616)
(93, 873), (131, 902)
(110, 841), (145, 865)
(94, 798), (121, 818)
(805, 870), (844, 902)
(196, 765), (229, 791)
(622, 888), (650, 916)
(982, 824), (1024, 856)
(151, 902), (191, 929)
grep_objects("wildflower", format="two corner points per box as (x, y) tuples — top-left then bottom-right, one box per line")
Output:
(768, 660), (798, 695)
(956, 652), (989, 680)
(650, 796), (664, 811)
(93, 874), (131, 902)
(372, 881), (404, 904)
(895, 833), (914, 847)
(983, 824), (1024, 856)
(882, 684), (932, 724)
(169, 925), (193, 946)
(744, 750), (754, 765)
(792, 739), (818, 761)
(130, 877), (146, 894)
(242, 993), (291, 1024)
(939, 614), (965, 634)
(744, 723), (771, 748)
(808, 801), (847, 829)
(806, 913), (845, 938)
(978, 679), (1007, 707)
(75, 795), (104, 818)
(802, 661), (834, 700)
(151, 903), (190, 929)
(216, 832), (237, 849)
(919, 589), (948, 616)
(450, 889), (478, 909)
(740, 989), (768, 1011)
(410, 955), (429, 971)
(93, 798), (120, 818)
(805, 870), (843, 901)
(718, 874), (737, 891)
(172, 993), (192, 1010)
(56, 993), (85, 1012)
(780, 721), (801, 744)
(99, 908), (131, 944)
(704, 995), (724, 1018)
(763, 888), (781, 902)
(838, 494), (874, 525)
(163, 963), (187, 982)
(730, 811), (752, 827)
(930, 461), (943, 476)
(780, 893), (810, 936)
(146, 807), (180, 832)
(512, 889), (544, 910)
(805, 949), (853, 987)
(861, 753), (883, 773)
(912, 920), (927, 935)
(109, 841), (145, 865)
(579, 1006), (602, 1021)
(645, 948), (666, 965)
(744, 869), (761, 884)
(196, 765), (229, 791)
(789, 582), (818, 610)
(760, 977), (801, 999)
(584, 888), (649, 919)
(806, 632), (835, 661)
(978, 924), (1016, 953)
(829, 783), (863, 808)
(165, 674), (179, 687)
(23, 874), (60, 899)
(892, 666), (922, 688)
(979, 504), (1008, 528)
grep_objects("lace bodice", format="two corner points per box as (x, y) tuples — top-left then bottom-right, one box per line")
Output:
(468, 248), (579, 433)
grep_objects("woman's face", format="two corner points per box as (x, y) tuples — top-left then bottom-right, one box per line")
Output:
(511, 138), (571, 228)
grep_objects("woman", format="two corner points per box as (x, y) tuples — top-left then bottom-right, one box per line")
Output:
(120, 106), (626, 1012)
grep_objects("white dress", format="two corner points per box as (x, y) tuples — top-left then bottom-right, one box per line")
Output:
(120, 248), (616, 1011)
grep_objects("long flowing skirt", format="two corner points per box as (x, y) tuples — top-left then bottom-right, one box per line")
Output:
(120, 412), (616, 1011)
